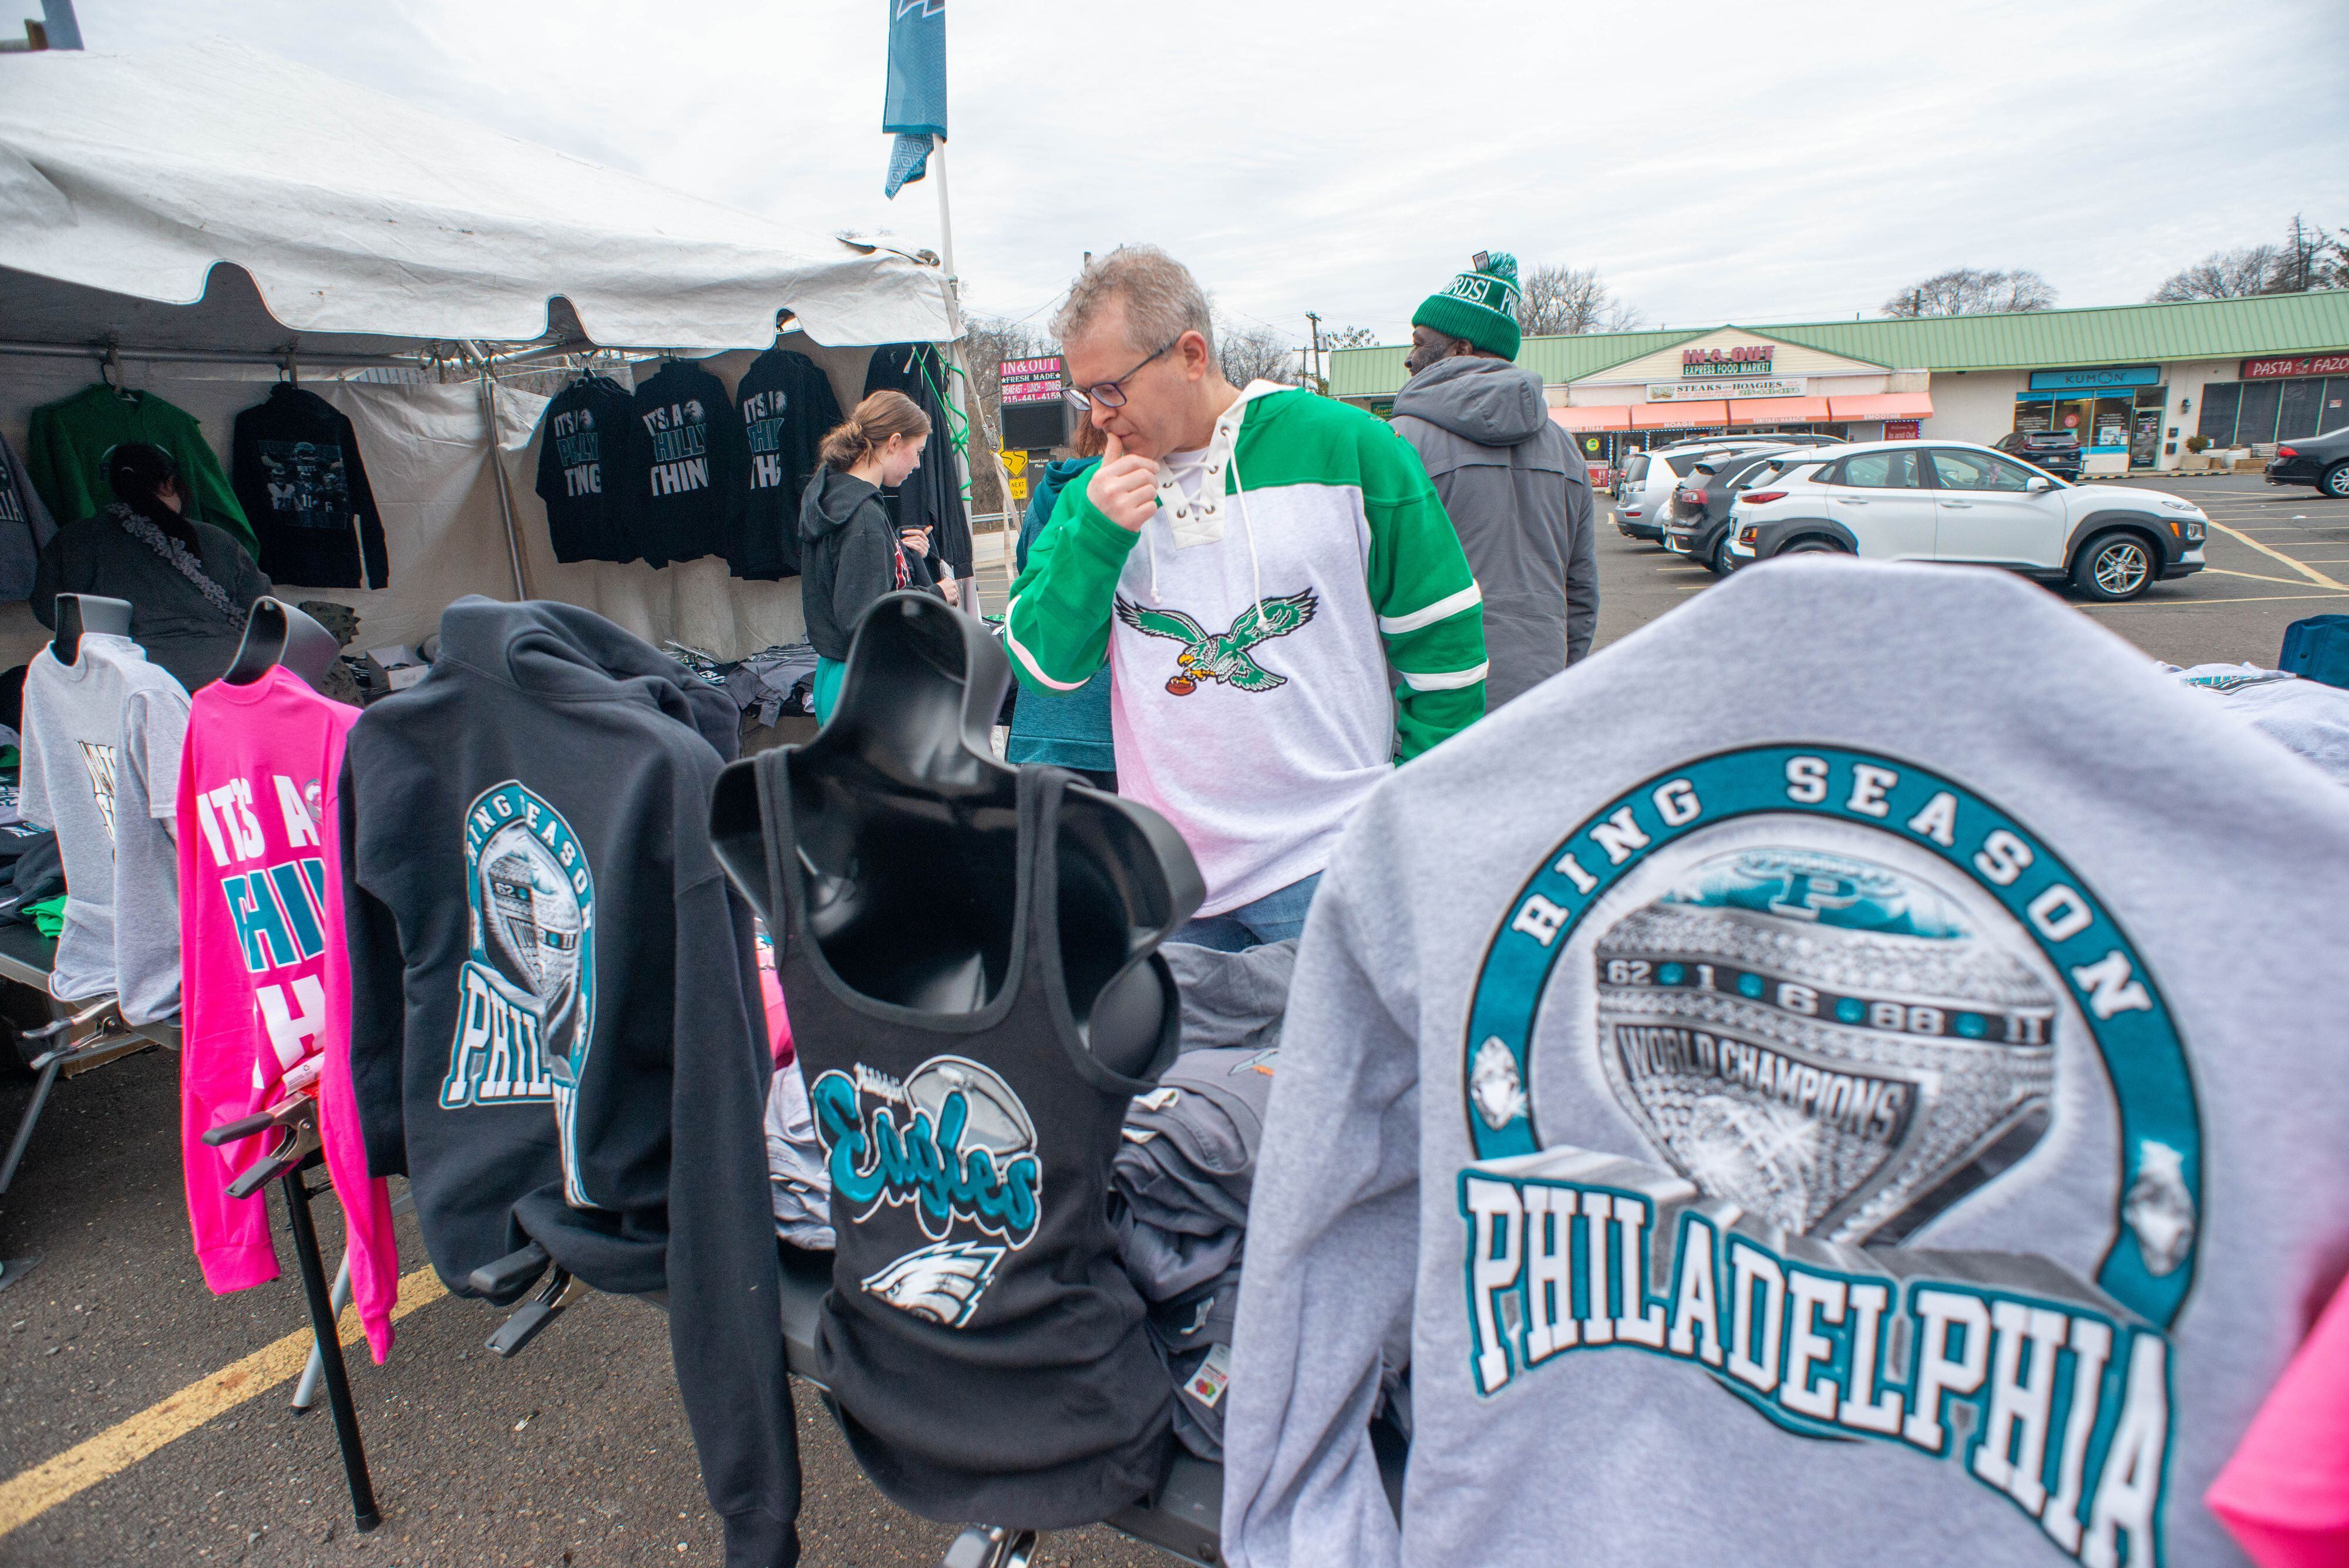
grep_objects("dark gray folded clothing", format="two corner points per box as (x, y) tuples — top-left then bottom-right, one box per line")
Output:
(1113, 1195), (1242, 1302)
(1147, 1264), (1241, 1359)
(1162, 940), (1296, 1054)
(1167, 1342), (1232, 1463)
(1115, 1136), (1251, 1234)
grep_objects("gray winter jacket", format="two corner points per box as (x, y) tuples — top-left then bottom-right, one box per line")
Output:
(1390, 356), (1594, 708)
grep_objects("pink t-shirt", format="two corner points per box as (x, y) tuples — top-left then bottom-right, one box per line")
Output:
(2209, 1272), (2349, 1568)
(177, 666), (399, 1362)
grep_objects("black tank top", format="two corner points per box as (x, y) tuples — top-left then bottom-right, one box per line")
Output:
(759, 756), (1177, 1528)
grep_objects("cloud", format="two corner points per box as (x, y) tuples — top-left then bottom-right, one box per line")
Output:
(72, 0), (2349, 344)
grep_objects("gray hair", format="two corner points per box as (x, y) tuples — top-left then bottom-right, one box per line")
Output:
(1052, 245), (1214, 359)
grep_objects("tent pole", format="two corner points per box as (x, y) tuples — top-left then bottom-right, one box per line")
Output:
(475, 369), (530, 601)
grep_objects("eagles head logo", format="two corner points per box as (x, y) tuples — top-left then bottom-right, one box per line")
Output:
(684, 398), (705, 424)
(1115, 590), (1318, 695)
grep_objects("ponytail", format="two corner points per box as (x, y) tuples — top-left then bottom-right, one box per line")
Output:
(819, 390), (931, 473)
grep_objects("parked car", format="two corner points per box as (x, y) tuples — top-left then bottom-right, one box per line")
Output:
(2266, 426), (2349, 497)
(1663, 447), (1836, 573)
(1993, 430), (2086, 481)
(1613, 440), (1799, 541)
(1722, 440), (2207, 601)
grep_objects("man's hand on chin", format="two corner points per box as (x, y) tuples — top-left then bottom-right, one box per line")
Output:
(1087, 432), (1160, 533)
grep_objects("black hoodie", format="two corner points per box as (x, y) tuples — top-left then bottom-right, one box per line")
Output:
(230, 383), (390, 588)
(732, 347), (841, 580)
(862, 344), (973, 580)
(533, 374), (645, 565)
(340, 598), (798, 1567)
(799, 467), (919, 662)
(622, 360), (751, 568)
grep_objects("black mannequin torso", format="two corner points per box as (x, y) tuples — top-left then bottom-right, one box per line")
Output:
(51, 592), (132, 665)
(223, 597), (341, 692)
(709, 591), (1202, 1076)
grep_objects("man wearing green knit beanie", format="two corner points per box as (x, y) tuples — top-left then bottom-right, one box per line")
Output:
(1394, 251), (1597, 708)
(1408, 250), (1524, 364)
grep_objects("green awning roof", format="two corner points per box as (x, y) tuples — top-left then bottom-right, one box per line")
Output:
(1329, 290), (2349, 399)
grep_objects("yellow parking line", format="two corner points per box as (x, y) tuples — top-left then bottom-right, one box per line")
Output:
(2202, 567), (2320, 586)
(2206, 523), (2347, 590)
(0, 1264), (449, 1540)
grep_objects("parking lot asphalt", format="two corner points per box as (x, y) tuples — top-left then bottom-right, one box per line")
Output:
(4, 469), (2340, 1568)
(1591, 469), (2349, 665)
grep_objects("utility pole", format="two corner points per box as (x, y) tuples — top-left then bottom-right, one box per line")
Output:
(1305, 312), (1323, 393)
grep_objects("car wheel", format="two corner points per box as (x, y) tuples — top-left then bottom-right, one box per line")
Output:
(1708, 533), (1737, 575)
(1779, 537), (1848, 557)
(2323, 462), (2349, 499)
(2072, 530), (2156, 602)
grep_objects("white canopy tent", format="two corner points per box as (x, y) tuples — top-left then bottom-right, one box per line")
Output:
(0, 39), (961, 663)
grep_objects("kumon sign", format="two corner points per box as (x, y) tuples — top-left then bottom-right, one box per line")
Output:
(1683, 345), (1776, 379)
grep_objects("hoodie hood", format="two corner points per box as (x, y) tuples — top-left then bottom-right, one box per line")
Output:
(1392, 355), (1550, 447)
(800, 467), (880, 543)
(432, 595), (737, 758)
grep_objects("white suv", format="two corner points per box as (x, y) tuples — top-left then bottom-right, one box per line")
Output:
(1722, 440), (2208, 600)
(1614, 440), (1812, 543)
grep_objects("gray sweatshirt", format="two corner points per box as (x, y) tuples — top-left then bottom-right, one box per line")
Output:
(1390, 357), (1594, 706)
(1223, 557), (2349, 1568)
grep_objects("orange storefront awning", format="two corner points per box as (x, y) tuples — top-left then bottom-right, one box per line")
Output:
(1631, 400), (1727, 429)
(1729, 396), (1831, 424)
(1826, 392), (1934, 420)
(1550, 405), (1631, 432)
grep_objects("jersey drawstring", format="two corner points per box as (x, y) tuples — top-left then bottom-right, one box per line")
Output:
(1227, 437), (1264, 625)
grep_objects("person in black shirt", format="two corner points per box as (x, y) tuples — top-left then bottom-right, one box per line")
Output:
(799, 391), (936, 724)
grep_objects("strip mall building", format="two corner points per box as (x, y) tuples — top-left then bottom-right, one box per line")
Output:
(1331, 290), (2349, 475)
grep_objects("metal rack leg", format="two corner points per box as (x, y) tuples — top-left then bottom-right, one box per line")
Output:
(278, 1172), (381, 1532)
(0, 1052), (63, 1194)
(292, 1252), (353, 1412)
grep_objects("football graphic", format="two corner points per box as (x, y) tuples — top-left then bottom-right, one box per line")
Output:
(903, 1056), (1036, 1163)
(1166, 676), (1196, 695)
(1594, 846), (2057, 1245)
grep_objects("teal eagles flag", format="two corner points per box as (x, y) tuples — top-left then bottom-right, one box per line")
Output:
(883, 0), (947, 199)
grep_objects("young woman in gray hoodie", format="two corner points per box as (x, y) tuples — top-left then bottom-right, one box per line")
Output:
(797, 391), (937, 722)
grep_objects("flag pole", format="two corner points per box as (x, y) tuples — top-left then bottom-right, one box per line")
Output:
(930, 136), (987, 615)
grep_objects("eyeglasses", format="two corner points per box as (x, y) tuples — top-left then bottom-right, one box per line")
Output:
(1065, 336), (1182, 410)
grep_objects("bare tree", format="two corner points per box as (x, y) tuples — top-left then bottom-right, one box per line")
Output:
(961, 316), (1054, 520)
(964, 315), (1054, 412)
(2148, 244), (2288, 302)
(1321, 325), (1381, 349)
(1214, 319), (1298, 387)
(1516, 264), (1646, 336)
(1881, 268), (2058, 317)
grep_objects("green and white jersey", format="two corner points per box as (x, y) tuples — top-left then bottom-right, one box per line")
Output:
(1007, 383), (1486, 914)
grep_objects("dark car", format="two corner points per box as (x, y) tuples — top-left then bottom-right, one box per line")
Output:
(2266, 426), (2349, 497)
(1994, 430), (2085, 480)
(1662, 449), (1811, 573)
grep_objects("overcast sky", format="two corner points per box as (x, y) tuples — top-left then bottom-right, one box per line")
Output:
(76, 0), (2349, 352)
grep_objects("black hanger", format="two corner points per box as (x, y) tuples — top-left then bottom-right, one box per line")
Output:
(52, 593), (132, 666)
(709, 592), (1201, 1076)
(223, 597), (341, 692)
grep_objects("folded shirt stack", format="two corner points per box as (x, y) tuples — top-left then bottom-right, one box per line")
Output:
(1114, 1034), (1282, 1462)
(765, 1061), (833, 1250)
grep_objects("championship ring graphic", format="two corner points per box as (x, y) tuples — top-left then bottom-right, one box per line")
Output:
(1593, 846), (2057, 1244)
(1453, 747), (2205, 1561)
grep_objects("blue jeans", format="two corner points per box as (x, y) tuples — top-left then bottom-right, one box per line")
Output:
(1173, 873), (1323, 953)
